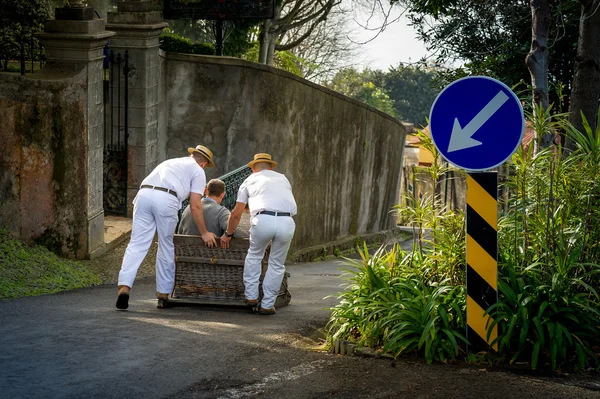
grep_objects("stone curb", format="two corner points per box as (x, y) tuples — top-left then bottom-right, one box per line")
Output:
(331, 339), (395, 360)
(289, 227), (413, 263)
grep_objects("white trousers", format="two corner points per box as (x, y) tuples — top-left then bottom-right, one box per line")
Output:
(118, 189), (180, 294)
(244, 214), (296, 309)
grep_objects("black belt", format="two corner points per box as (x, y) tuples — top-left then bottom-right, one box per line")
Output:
(140, 185), (178, 198)
(257, 211), (291, 217)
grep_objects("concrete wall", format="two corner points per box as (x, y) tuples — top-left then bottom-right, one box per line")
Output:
(0, 68), (90, 257)
(161, 53), (406, 253)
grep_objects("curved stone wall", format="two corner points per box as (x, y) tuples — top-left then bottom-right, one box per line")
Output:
(160, 53), (406, 253)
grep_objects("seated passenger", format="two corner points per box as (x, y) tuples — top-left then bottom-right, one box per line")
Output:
(177, 179), (248, 238)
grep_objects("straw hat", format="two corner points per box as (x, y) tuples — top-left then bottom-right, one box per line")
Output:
(248, 153), (278, 169)
(187, 145), (215, 168)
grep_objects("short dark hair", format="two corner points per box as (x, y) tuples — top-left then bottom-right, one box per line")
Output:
(207, 179), (225, 197)
(192, 152), (208, 163)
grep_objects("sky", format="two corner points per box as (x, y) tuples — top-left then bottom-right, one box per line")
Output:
(347, 7), (431, 71)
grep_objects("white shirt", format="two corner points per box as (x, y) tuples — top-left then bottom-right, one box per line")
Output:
(141, 157), (206, 202)
(236, 170), (297, 217)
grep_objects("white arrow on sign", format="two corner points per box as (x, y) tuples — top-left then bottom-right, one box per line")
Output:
(447, 90), (510, 153)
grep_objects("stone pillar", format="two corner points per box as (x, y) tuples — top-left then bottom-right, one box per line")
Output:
(37, 8), (115, 257)
(106, 1), (168, 216)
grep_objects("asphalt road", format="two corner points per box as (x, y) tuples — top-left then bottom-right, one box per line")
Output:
(1, 259), (600, 399)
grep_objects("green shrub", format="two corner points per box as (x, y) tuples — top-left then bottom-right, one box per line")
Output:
(327, 243), (467, 364)
(489, 252), (600, 370)
(327, 129), (468, 363)
(159, 32), (215, 56)
(488, 105), (600, 370)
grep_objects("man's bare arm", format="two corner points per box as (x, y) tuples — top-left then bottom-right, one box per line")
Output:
(220, 202), (246, 248)
(190, 193), (217, 247)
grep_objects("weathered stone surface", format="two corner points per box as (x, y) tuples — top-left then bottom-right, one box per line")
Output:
(161, 53), (406, 254)
(0, 73), (90, 258)
(87, 210), (105, 254)
(44, 19), (105, 34)
(107, 11), (164, 25)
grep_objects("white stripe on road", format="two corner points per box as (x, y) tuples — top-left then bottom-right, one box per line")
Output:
(218, 360), (333, 399)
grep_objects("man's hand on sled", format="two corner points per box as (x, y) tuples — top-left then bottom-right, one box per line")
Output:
(220, 234), (232, 249)
(202, 231), (217, 247)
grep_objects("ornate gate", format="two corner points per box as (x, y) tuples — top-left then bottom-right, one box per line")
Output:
(103, 46), (129, 216)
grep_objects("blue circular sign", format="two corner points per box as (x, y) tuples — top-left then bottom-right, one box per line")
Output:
(429, 76), (525, 171)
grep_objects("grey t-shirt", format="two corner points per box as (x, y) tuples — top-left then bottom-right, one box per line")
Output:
(177, 197), (247, 238)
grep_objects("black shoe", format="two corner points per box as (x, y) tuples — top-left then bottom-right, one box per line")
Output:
(157, 299), (172, 309)
(116, 293), (129, 310)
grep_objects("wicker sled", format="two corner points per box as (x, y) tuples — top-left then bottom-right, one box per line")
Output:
(171, 234), (291, 308)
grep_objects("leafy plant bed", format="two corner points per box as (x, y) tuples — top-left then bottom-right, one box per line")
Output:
(0, 229), (101, 299)
(326, 112), (600, 372)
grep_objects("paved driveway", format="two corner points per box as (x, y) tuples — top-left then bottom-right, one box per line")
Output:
(1, 259), (599, 398)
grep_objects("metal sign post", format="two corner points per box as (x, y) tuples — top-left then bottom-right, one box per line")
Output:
(466, 172), (498, 351)
(429, 76), (525, 351)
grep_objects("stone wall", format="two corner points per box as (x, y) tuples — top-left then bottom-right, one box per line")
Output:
(161, 53), (406, 253)
(0, 68), (90, 258)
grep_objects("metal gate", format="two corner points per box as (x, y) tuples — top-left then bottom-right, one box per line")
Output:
(103, 46), (129, 216)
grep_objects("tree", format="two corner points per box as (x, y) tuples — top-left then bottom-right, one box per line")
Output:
(526, 0), (552, 147)
(284, 6), (358, 82)
(400, 1), (578, 99)
(258, 0), (340, 65)
(0, 0), (50, 72)
(326, 68), (397, 117)
(526, 0), (550, 109)
(567, 0), (600, 146)
(372, 65), (438, 126)
(394, 0), (589, 149)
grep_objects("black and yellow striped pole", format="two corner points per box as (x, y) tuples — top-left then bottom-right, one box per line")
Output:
(428, 76), (524, 351)
(466, 172), (498, 351)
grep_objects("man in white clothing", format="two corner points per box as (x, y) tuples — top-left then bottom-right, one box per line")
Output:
(220, 153), (297, 315)
(116, 145), (218, 310)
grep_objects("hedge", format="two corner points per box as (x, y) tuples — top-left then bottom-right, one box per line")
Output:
(159, 32), (215, 56)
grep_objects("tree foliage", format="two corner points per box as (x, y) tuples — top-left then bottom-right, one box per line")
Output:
(258, 0), (339, 65)
(285, 6), (358, 82)
(0, 0), (50, 71)
(326, 68), (397, 117)
(399, 0), (579, 113)
(166, 18), (258, 58)
(327, 65), (438, 125)
(373, 65), (438, 126)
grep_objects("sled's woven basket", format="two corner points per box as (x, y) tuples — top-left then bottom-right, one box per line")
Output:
(172, 234), (291, 308)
